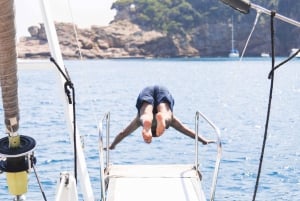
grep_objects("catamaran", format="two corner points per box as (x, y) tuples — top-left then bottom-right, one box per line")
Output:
(0, 0), (300, 201)
(0, 1), (222, 201)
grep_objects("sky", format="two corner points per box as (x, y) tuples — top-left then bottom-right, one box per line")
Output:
(15, 0), (116, 39)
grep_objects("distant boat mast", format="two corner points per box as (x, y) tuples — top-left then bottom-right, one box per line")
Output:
(231, 16), (235, 52)
(229, 16), (239, 58)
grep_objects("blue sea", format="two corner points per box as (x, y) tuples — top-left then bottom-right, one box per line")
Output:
(0, 58), (299, 200)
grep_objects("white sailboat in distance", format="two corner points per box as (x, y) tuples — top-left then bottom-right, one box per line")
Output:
(228, 16), (239, 58)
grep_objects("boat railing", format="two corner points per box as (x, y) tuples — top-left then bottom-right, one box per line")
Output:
(195, 111), (222, 201)
(98, 111), (221, 201)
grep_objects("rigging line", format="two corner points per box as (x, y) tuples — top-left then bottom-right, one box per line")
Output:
(252, 11), (276, 201)
(64, 0), (99, 141)
(71, 83), (78, 183)
(65, 1), (107, 188)
(268, 48), (300, 78)
(239, 11), (261, 61)
(50, 57), (70, 82)
(62, 6), (104, 194)
(50, 57), (78, 183)
(32, 163), (48, 201)
(66, 1), (102, 131)
(66, 0), (83, 60)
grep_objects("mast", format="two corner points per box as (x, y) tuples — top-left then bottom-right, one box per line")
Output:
(0, 1), (36, 200)
(0, 0), (19, 142)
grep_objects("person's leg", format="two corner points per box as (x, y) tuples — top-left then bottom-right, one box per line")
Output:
(139, 102), (154, 143)
(156, 102), (173, 136)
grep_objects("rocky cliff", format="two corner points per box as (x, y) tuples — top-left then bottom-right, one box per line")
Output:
(17, 20), (200, 59)
(17, 18), (297, 59)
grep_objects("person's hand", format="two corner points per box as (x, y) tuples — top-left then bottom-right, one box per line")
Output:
(103, 144), (115, 150)
(202, 139), (216, 145)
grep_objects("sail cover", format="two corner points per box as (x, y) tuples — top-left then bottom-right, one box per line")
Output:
(0, 0), (19, 134)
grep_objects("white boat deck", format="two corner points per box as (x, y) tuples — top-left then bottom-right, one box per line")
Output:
(105, 164), (206, 201)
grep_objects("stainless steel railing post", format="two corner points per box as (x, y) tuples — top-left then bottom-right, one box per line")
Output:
(98, 112), (111, 201)
(195, 111), (200, 172)
(194, 111), (222, 201)
(105, 112), (110, 169)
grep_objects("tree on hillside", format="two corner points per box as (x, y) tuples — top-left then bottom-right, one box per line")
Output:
(113, 0), (201, 35)
(112, 0), (299, 54)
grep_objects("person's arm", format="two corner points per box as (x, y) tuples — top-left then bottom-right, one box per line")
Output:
(109, 116), (140, 149)
(170, 115), (215, 145)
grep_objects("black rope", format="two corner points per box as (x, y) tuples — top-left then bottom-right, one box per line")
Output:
(50, 57), (77, 184)
(71, 82), (77, 183)
(268, 48), (300, 79)
(32, 157), (47, 201)
(252, 11), (276, 201)
(50, 57), (69, 83)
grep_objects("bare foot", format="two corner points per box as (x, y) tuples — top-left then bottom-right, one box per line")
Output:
(156, 112), (166, 137)
(142, 119), (152, 143)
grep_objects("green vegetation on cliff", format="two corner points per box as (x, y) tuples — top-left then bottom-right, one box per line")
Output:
(112, 0), (202, 34)
(112, 0), (299, 55)
(112, 0), (299, 34)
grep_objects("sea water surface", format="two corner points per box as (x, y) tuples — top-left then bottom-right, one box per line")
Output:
(0, 58), (299, 200)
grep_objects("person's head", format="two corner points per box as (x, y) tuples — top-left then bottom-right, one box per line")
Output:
(151, 118), (158, 137)
(151, 128), (158, 137)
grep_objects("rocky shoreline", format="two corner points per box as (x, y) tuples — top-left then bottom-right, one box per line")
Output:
(17, 19), (285, 59)
(17, 20), (200, 59)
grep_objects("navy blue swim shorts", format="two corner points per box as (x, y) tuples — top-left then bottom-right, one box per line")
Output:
(135, 85), (175, 114)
